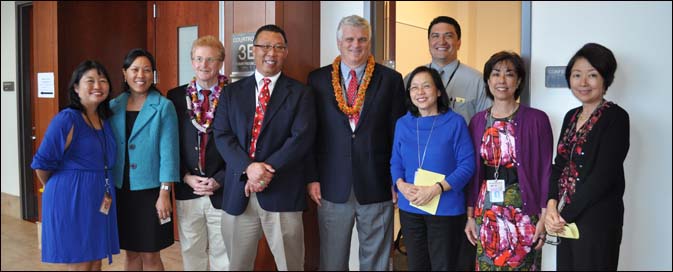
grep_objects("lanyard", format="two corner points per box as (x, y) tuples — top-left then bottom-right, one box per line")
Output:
(416, 116), (438, 169)
(84, 112), (110, 194)
(428, 61), (461, 91)
(486, 107), (516, 180)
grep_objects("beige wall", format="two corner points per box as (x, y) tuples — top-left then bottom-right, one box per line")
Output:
(396, 1), (521, 77)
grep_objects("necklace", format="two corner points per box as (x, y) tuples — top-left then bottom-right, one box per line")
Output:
(489, 103), (519, 121)
(331, 55), (375, 116)
(185, 74), (228, 133)
(416, 116), (438, 169)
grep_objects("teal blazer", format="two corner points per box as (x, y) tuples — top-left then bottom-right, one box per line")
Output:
(109, 90), (180, 190)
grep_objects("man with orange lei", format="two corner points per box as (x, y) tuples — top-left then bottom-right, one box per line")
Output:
(306, 15), (406, 270)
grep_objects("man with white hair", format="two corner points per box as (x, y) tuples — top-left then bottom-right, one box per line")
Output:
(307, 15), (406, 270)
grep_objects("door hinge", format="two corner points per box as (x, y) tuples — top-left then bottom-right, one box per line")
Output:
(153, 3), (156, 18)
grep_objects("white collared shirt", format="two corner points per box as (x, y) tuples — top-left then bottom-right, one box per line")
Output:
(254, 70), (281, 107)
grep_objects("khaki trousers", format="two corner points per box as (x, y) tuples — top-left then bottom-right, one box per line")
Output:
(176, 196), (229, 271)
(221, 193), (304, 271)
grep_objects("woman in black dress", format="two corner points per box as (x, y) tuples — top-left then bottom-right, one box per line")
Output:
(545, 43), (629, 270)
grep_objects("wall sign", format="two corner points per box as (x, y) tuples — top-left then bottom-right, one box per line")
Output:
(231, 32), (256, 81)
(545, 66), (568, 88)
(37, 72), (55, 98)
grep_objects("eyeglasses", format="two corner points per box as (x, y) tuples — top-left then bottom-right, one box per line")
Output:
(253, 44), (287, 52)
(544, 234), (561, 246)
(192, 56), (222, 64)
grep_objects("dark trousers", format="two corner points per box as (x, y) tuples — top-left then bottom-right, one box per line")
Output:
(455, 226), (476, 270)
(557, 224), (622, 271)
(399, 210), (465, 271)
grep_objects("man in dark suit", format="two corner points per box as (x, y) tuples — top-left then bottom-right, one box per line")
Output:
(306, 15), (406, 270)
(213, 24), (316, 271)
(166, 35), (228, 271)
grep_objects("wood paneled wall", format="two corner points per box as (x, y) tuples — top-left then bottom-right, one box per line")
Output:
(32, 1), (59, 222)
(57, 1), (147, 100)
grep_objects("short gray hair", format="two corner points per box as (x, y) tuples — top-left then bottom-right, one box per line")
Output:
(336, 15), (371, 41)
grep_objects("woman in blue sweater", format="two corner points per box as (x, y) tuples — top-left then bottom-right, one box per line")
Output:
(391, 66), (475, 270)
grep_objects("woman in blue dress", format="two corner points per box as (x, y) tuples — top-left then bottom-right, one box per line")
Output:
(31, 60), (119, 270)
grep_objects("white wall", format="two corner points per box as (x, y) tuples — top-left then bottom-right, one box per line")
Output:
(531, 2), (672, 270)
(1, 1), (21, 197)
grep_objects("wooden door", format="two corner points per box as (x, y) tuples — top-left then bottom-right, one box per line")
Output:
(151, 1), (219, 94)
(31, 1), (60, 222)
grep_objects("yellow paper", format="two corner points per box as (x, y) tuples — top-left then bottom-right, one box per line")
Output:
(550, 223), (580, 239)
(409, 168), (444, 215)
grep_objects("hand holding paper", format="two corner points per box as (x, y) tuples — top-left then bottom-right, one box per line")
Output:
(410, 169), (444, 215)
(549, 223), (579, 239)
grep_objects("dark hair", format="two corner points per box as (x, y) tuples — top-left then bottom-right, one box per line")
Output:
(427, 16), (461, 40)
(254, 24), (288, 44)
(405, 66), (450, 117)
(121, 48), (158, 93)
(565, 43), (617, 91)
(483, 51), (526, 100)
(67, 60), (113, 119)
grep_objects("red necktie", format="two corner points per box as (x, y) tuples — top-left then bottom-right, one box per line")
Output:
(346, 70), (360, 126)
(199, 89), (211, 172)
(249, 78), (271, 159)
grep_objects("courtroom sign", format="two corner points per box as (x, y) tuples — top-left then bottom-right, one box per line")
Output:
(231, 32), (256, 81)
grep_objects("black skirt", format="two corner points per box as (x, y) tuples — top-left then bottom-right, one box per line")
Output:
(116, 175), (174, 252)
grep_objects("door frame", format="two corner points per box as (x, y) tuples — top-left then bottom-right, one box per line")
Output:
(17, 1), (38, 222)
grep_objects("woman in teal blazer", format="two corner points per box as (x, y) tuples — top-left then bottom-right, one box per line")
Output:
(109, 48), (179, 270)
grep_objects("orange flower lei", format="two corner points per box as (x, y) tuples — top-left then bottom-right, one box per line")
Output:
(331, 55), (375, 116)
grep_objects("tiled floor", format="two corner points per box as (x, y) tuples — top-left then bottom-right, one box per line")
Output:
(1, 213), (183, 271)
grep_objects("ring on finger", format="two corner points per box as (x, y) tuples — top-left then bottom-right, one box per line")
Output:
(260, 180), (266, 186)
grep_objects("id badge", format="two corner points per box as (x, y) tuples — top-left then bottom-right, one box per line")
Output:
(159, 216), (172, 225)
(99, 192), (112, 215)
(487, 179), (505, 203)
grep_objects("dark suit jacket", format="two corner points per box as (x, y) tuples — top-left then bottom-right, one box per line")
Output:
(213, 73), (316, 215)
(307, 63), (406, 205)
(167, 85), (225, 209)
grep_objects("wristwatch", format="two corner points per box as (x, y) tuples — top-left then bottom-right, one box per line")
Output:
(160, 184), (170, 191)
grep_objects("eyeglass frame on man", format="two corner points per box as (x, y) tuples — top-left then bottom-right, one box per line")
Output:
(253, 44), (287, 52)
(191, 56), (223, 64)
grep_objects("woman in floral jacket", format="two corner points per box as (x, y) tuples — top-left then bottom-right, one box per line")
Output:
(465, 52), (552, 270)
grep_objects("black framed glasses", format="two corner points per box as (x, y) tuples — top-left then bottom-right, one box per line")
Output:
(253, 44), (287, 52)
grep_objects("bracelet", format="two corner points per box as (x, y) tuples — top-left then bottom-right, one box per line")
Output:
(435, 181), (445, 192)
(160, 184), (170, 191)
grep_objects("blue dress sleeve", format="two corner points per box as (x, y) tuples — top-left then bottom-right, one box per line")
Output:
(31, 110), (77, 171)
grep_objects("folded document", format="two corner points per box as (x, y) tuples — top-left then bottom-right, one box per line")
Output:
(409, 168), (444, 215)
